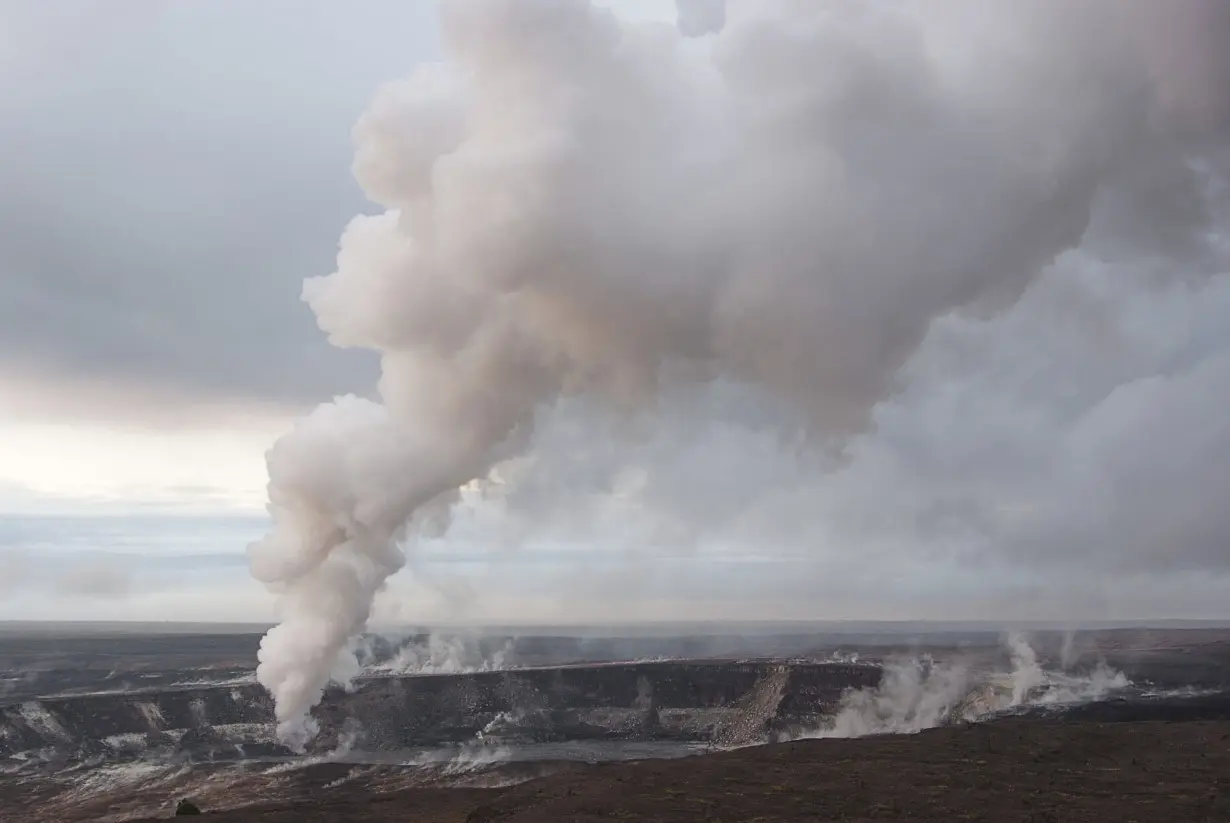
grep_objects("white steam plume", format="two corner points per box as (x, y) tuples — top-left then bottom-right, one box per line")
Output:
(249, 0), (1230, 747)
(806, 634), (1130, 740)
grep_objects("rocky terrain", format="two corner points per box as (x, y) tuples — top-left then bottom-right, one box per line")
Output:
(124, 716), (1230, 822)
(3, 624), (1230, 822)
(0, 660), (881, 765)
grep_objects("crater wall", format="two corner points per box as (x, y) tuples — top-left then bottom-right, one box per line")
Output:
(0, 661), (881, 762)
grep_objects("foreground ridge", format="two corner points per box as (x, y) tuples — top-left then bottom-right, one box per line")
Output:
(112, 719), (1230, 823)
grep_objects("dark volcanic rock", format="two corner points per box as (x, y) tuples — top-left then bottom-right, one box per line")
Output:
(309, 661), (879, 752)
(175, 798), (202, 815)
(113, 719), (1230, 823)
(1025, 690), (1230, 723)
(0, 661), (880, 763)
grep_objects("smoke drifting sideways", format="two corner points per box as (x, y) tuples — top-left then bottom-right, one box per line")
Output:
(247, 0), (1230, 749)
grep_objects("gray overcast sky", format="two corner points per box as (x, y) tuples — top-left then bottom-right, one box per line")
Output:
(2, 0), (1230, 625)
(0, 0), (442, 412)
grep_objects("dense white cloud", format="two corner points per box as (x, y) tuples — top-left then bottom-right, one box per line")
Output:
(1, 0), (1228, 646)
(238, 0), (1230, 744)
(482, 245), (1230, 582)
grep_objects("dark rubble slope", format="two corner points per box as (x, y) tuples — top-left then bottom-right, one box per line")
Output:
(123, 718), (1230, 823)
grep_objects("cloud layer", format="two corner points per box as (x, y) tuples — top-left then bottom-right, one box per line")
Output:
(0, 0), (447, 417)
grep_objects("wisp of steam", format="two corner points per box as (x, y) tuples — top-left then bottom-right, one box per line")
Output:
(248, 0), (1230, 748)
(803, 633), (1130, 740)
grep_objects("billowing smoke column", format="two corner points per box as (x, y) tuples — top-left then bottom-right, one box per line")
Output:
(248, 0), (1230, 748)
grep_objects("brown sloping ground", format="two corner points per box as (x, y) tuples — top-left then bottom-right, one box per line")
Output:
(133, 720), (1230, 823)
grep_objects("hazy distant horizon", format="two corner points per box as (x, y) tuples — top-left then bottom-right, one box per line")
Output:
(4, 618), (1230, 639)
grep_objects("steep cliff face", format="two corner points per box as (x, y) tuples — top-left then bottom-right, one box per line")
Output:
(0, 661), (881, 763)
(0, 685), (279, 763)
